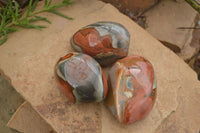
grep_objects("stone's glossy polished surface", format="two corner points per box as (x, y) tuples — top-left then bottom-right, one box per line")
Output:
(71, 21), (130, 66)
(106, 55), (156, 124)
(55, 53), (108, 103)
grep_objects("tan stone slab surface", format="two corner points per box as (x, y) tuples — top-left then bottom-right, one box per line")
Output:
(0, 0), (200, 133)
(145, 0), (198, 60)
(7, 102), (55, 133)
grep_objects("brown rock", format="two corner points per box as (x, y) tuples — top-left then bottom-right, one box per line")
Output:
(101, 0), (158, 17)
(145, 0), (198, 60)
(190, 14), (200, 49)
(174, 0), (185, 2)
(194, 52), (200, 80)
(7, 102), (55, 133)
(0, 0), (199, 133)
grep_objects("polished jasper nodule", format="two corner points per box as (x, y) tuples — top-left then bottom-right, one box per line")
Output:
(55, 53), (108, 103)
(106, 55), (156, 124)
(71, 21), (130, 66)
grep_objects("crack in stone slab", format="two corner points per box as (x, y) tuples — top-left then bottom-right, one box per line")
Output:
(155, 110), (176, 132)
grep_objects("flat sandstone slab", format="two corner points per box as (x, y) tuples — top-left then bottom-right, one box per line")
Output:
(0, 0), (200, 133)
(145, 0), (198, 60)
(7, 102), (55, 133)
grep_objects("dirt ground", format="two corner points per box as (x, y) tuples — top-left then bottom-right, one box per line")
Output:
(0, 74), (24, 133)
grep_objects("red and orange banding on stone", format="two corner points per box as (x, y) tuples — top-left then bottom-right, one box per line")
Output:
(71, 21), (130, 66)
(106, 55), (156, 124)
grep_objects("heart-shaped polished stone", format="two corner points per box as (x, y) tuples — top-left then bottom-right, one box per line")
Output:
(55, 53), (108, 103)
(106, 55), (156, 124)
(71, 21), (130, 66)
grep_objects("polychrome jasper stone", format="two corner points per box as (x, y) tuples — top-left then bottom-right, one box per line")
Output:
(106, 55), (156, 124)
(71, 21), (130, 66)
(55, 53), (108, 103)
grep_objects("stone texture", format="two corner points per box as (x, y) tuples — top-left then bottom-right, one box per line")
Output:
(0, 74), (24, 133)
(194, 52), (200, 80)
(55, 52), (108, 103)
(106, 55), (156, 124)
(190, 14), (200, 49)
(71, 21), (130, 66)
(101, 0), (158, 17)
(0, 0), (199, 133)
(7, 102), (55, 133)
(144, 0), (198, 60)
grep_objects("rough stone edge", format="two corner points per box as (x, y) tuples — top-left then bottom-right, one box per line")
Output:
(6, 102), (28, 132)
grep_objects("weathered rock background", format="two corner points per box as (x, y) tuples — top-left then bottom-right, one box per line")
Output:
(101, 0), (158, 17)
(7, 102), (55, 133)
(145, 0), (198, 60)
(0, 0), (200, 133)
(0, 75), (24, 133)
